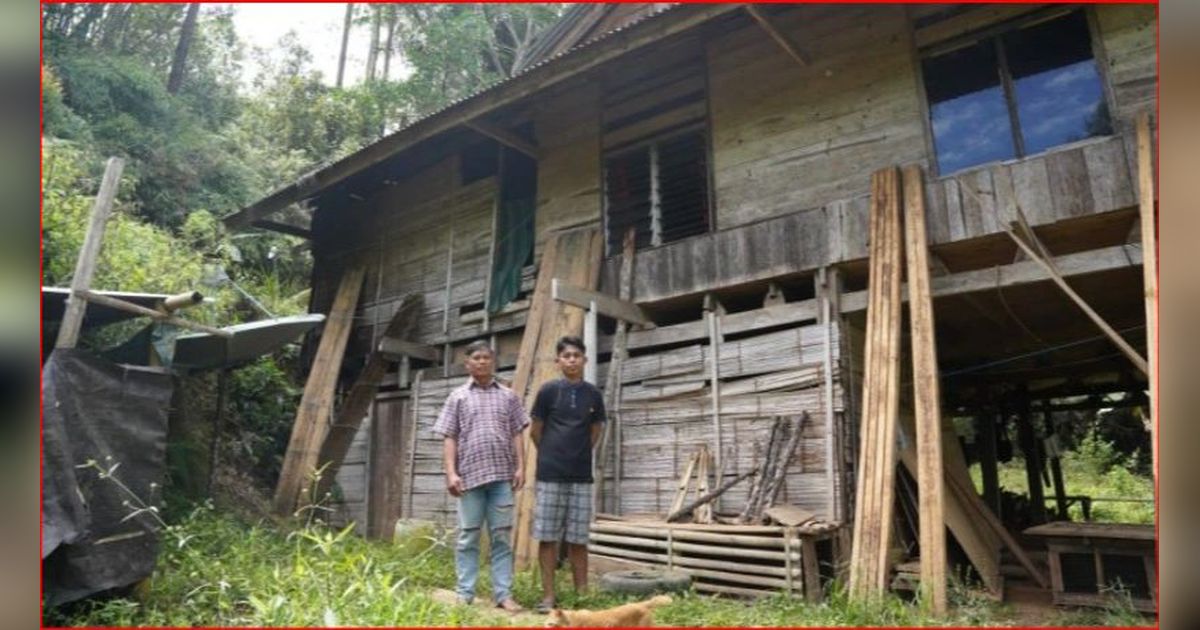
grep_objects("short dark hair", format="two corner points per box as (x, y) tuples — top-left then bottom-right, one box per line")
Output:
(464, 340), (494, 357)
(556, 335), (586, 355)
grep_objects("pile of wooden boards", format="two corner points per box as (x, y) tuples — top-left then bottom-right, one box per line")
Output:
(847, 167), (905, 601)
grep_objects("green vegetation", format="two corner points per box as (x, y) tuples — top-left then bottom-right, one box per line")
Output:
(44, 505), (1150, 627)
(969, 424), (1155, 525)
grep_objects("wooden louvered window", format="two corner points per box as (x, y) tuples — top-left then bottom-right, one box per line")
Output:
(601, 41), (710, 255)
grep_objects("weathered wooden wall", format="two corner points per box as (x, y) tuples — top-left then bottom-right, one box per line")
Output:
(707, 5), (925, 230)
(603, 319), (846, 520)
(533, 81), (602, 256)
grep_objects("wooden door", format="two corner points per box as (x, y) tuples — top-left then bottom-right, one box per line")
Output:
(367, 397), (412, 539)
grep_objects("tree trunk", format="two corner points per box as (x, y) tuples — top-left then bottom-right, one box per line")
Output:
(382, 7), (397, 81)
(365, 5), (381, 83)
(99, 4), (131, 50)
(167, 3), (200, 94)
(335, 3), (353, 88)
(71, 4), (105, 42)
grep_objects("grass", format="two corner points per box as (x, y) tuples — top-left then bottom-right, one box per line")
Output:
(969, 428), (1155, 525)
(44, 504), (1154, 627)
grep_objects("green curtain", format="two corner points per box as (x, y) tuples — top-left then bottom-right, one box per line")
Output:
(487, 197), (534, 314)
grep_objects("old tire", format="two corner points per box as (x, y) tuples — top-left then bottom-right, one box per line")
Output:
(598, 569), (691, 596)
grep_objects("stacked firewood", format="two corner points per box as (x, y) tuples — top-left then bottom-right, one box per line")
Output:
(738, 412), (808, 524)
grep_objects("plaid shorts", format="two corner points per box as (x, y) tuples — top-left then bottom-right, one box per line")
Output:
(532, 480), (593, 545)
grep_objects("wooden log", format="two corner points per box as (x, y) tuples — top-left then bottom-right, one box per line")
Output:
(273, 264), (366, 516)
(160, 290), (204, 312)
(901, 164), (947, 614)
(317, 294), (422, 498)
(56, 156), (124, 349)
(76, 290), (232, 338)
(1136, 112), (1157, 480)
(667, 466), (758, 523)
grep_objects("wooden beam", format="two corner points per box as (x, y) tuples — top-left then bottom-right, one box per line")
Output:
(251, 219), (312, 239)
(464, 120), (539, 160)
(552, 277), (653, 327)
(55, 157), (124, 349)
(315, 294), (424, 500)
(613, 245), (1142, 353)
(596, 227), (636, 514)
(743, 5), (811, 66)
(1135, 111), (1157, 480)
(378, 336), (442, 362)
(902, 165), (947, 615)
(272, 264), (366, 516)
(1003, 226), (1148, 375)
(222, 4), (742, 230)
(77, 290), (232, 338)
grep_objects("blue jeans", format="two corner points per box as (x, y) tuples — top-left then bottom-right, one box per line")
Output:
(454, 480), (515, 603)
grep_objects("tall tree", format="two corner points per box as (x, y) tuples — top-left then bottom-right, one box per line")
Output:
(382, 6), (398, 82)
(364, 5), (382, 83)
(335, 3), (354, 88)
(167, 3), (201, 94)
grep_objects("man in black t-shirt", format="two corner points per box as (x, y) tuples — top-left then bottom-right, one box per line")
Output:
(530, 335), (606, 613)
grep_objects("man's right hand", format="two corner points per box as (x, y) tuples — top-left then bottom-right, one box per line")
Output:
(447, 472), (465, 497)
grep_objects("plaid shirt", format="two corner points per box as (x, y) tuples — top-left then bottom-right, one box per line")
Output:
(432, 378), (529, 490)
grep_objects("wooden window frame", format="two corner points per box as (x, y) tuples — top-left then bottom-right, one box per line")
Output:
(916, 6), (1115, 177)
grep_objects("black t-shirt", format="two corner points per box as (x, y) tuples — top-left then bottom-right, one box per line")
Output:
(531, 378), (606, 482)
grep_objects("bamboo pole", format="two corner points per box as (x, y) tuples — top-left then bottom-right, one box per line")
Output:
(55, 156), (125, 349)
(1136, 112), (1158, 480)
(78, 290), (232, 338)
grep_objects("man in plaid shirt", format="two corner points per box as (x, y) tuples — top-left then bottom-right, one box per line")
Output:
(433, 340), (528, 612)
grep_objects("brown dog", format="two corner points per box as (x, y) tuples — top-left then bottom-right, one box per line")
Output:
(544, 594), (673, 627)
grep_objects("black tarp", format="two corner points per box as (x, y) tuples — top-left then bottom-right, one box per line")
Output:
(42, 349), (174, 606)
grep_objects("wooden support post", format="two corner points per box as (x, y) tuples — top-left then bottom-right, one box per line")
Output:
(585, 300), (598, 384)
(1044, 407), (1069, 520)
(901, 164), (946, 614)
(482, 145), (503, 332)
(705, 295), (724, 504)
(1016, 397), (1047, 524)
(802, 538), (822, 602)
(595, 228), (636, 514)
(977, 413), (1001, 517)
(1135, 112), (1158, 480)
(442, 222), (456, 334)
(207, 368), (229, 496)
(816, 268), (841, 521)
(406, 371), (422, 518)
(272, 264), (366, 517)
(56, 156), (124, 350)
